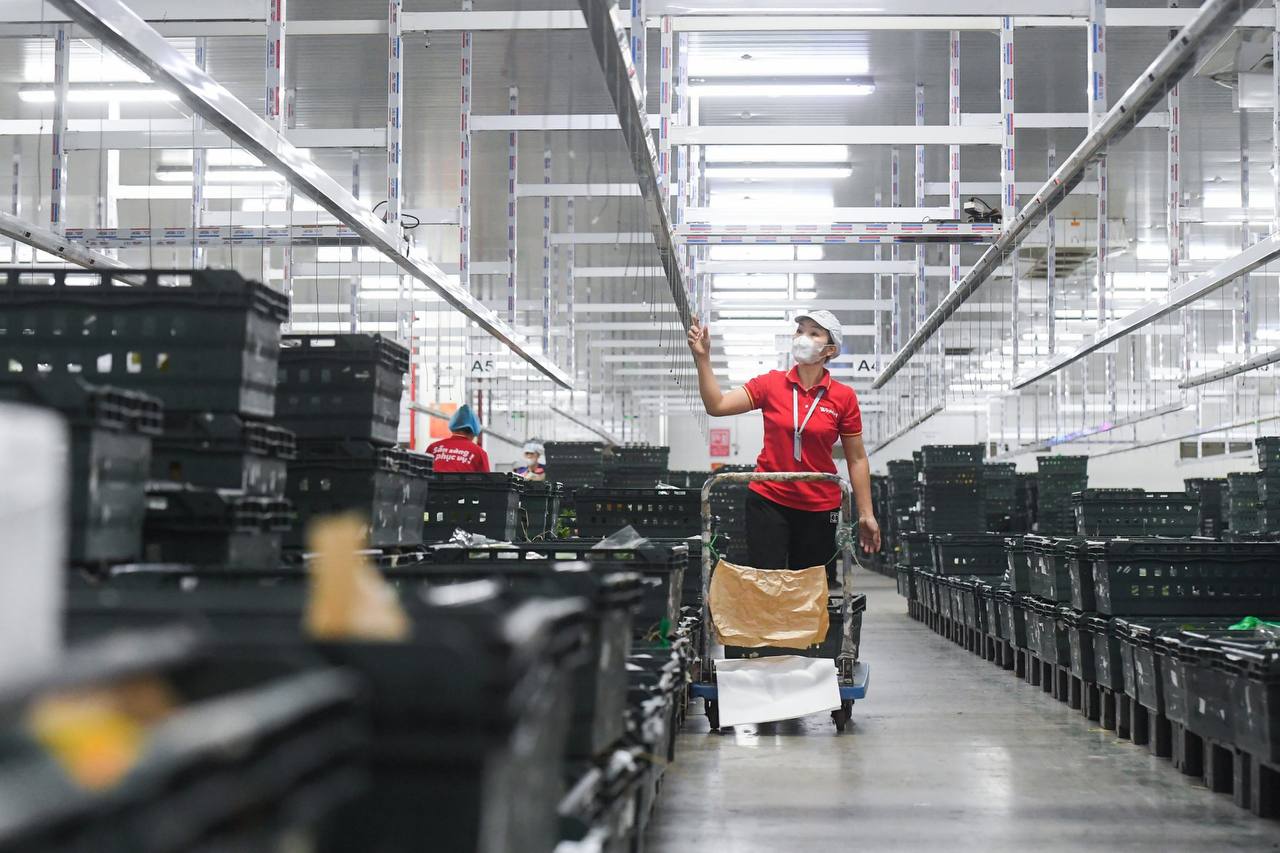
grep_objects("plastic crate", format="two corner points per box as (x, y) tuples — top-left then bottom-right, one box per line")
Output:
(0, 629), (364, 853)
(1, 267), (288, 417)
(977, 580), (1002, 639)
(428, 538), (686, 642)
(1257, 436), (1280, 471)
(1025, 535), (1083, 603)
(287, 440), (424, 549)
(900, 532), (934, 569)
(896, 564), (914, 599)
(423, 472), (523, 543)
(997, 589), (1030, 650)
(1065, 608), (1096, 683)
(1155, 631), (1241, 739)
(920, 444), (984, 467)
(1036, 455), (1089, 474)
(142, 483), (292, 568)
(1088, 538), (1280, 616)
(1026, 598), (1072, 667)
(574, 487), (699, 539)
(1004, 536), (1032, 591)
(931, 533), (1007, 576)
(1221, 642), (1280, 762)
(519, 480), (566, 540)
(1087, 614), (1125, 692)
(1113, 617), (1246, 715)
(276, 334), (408, 445)
(605, 444), (669, 470)
(1073, 489), (1200, 537)
(152, 411), (296, 496)
(0, 376), (163, 564)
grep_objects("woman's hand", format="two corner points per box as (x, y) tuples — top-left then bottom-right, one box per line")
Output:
(686, 322), (710, 359)
(858, 516), (881, 555)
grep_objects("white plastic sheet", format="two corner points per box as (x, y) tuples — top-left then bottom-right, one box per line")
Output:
(714, 656), (840, 727)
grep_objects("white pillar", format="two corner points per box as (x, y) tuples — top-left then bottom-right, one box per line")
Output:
(266, 0), (286, 130)
(1047, 143), (1057, 356)
(659, 16), (673, 212)
(507, 86), (519, 325)
(349, 152), (361, 333)
(948, 30), (961, 293)
(542, 147), (552, 356)
(914, 82), (927, 331)
(50, 26), (69, 233)
(1000, 18), (1017, 372)
(874, 186), (884, 370)
(459, 0), (473, 295)
(631, 0), (646, 103)
(387, 0), (403, 227)
(192, 38), (208, 266)
(890, 147), (902, 353)
(567, 195), (576, 381)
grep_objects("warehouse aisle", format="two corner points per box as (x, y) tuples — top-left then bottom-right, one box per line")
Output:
(648, 569), (1278, 852)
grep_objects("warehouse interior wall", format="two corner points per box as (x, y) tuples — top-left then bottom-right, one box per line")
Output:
(665, 413), (765, 471)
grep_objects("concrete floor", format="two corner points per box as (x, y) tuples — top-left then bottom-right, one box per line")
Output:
(648, 568), (1280, 852)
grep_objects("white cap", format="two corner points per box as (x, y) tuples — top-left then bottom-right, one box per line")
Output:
(522, 441), (544, 456)
(794, 309), (843, 354)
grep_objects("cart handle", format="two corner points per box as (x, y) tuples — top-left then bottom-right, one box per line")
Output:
(698, 471), (858, 677)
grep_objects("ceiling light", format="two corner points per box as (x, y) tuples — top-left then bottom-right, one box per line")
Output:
(706, 166), (853, 181)
(20, 85), (178, 103)
(155, 168), (287, 184)
(706, 145), (848, 164)
(687, 55), (870, 78)
(691, 77), (875, 98)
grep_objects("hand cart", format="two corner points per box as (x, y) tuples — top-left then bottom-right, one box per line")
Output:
(689, 471), (871, 732)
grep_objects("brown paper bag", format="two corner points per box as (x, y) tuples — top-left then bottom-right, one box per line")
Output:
(708, 559), (829, 650)
(304, 514), (411, 642)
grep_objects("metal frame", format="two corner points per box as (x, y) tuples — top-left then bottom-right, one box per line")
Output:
(0, 210), (127, 269)
(47, 0), (572, 389)
(872, 0), (1254, 390)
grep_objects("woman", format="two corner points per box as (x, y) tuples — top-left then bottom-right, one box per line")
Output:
(514, 441), (546, 481)
(687, 310), (880, 581)
(426, 404), (491, 473)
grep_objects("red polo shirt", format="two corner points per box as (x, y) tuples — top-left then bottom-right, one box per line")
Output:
(742, 366), (862, 512)
(426, 435), (491, 473)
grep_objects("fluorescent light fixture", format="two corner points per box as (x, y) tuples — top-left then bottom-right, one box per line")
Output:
(712, 274), (788, 290)
(706, 145), (848, 164)
(155, 168), (287, 184)
(712, 290), (788, 302)
(708, 245), (824, 261)
(163, 149), (265, 168)
(20, 86), (178, 103)
(689, 76), (875, 99)
(706, 166), (853, 181)
(688, 54), (870, 78)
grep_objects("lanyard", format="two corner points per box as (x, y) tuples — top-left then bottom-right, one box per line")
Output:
(792, 385), (826, 462)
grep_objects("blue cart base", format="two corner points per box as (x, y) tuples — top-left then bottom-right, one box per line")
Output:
(690, 662), (870, 732)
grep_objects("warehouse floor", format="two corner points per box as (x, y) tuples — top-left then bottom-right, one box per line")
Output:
(648, 569), (1279, 852)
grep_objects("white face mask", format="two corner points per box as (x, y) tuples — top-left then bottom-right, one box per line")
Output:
(791, 335), (827, 365)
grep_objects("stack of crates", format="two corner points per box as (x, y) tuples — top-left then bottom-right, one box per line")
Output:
(885, 459), (918, 563)
(917, 445), (985, 533)
(1256, 438), (1280, 532)
(1015, 472), (1038, 533)
(545, 441), (606, 488)
(1184, 477), (1227, 538)
(0, 375), (162, 564)
(1227, 471), (1261, 534)
(707, 464), (753, 564)
(277, 333), (431, 550)
(424, 472), (526, 542)
(664, 470), (710, 489)
(603, 444), (670, 489)
(1036, 455), (1088, 535)
(1073, 489), (1200, 538)
(0, 268), (296, 568)
(982, 463), (1018, 533)
(574, 486), (699, 539)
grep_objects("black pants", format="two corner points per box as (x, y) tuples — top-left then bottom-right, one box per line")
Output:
(745, 490), (839, 584)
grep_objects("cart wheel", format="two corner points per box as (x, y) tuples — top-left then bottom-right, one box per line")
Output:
(705, 698), (720, 732)
(831, 700), (853, 732)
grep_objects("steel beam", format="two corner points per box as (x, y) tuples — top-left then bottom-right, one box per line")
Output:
(669, 125), (1001, 146)
(517, 183), (641, 197)
(869, 404), (945, 455)
(1180, 347), (1280, 389)
(577, 0), (693, 333)
(46, 0), (570, 388)
(0, 210), (127, 269)
(687, 206), (953, 224)
(550, 405), (619, 445)
(872, 0), (1253, 390)
(1014, 232), (1280, 389)
(49, 26), (70, 233)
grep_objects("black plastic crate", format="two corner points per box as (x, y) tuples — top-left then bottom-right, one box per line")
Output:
(574, 487), (699, 539)
(0, 375), (162, 564)
(545, 441), (606, 464)
(276, 334), (408, 445)
(428, 538), (686, 641)
(288, 440), (423, 549)
(920, 444), (983, 467)
(1220, 642), (1280, 763)
(1155, 630), (1242, 739)
(142, 483), (292, 568)
(1026, 598), (1072, 667)
(976, 580), (1002, 639)
(0, 629), (364, 853)
(520, 480), (566, 540)
(901, 532), (934, 569)
(1066, 538), (1101, 611)
(1113, 617), (1251, 715)
(1005, 536), (1032, 591)
(1, 267), (288, 417)
(1087, 615), (1124, 692)
(1074, 489), (1200, 537)
(1088, 538), (1280, 616)
(152, 411), (296, 496)
(605, 444), (669, 470)
(1258, 436), (1280, 471)
(1065, 608), (1096, 683)
(1036, 455), (1089, 474)
(423, 472), (523, 543)
(997, 588), (1030, 650)
(931, 533), (1007, 576)
(1025, 535), (1083, 603)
